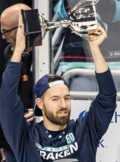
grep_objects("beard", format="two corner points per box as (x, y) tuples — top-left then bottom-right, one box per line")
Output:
(43, 103), (70, 126)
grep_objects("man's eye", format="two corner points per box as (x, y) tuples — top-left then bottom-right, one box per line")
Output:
(65, 97), (70, 100)
(52, 98), (58, 101)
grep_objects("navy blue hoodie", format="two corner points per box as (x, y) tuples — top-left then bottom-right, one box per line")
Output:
(0, 61), (116, 162)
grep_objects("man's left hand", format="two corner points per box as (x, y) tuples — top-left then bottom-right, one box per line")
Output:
(88, 26), (107, 47)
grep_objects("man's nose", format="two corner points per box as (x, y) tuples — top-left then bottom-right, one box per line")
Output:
(2, 33), (6, 39)
(60, 98), (66, 108)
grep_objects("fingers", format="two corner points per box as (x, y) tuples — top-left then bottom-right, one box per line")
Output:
(88, 26), (107, 39)
(18, 10), (23, 27)
(18, 10), (24, 35)
(88, 26), (108, 46)
(0, 148), (6, 161)
(15, 10), (26, 52)
(88, 26), (103, 34)
(24, 109), (34, 123)
(26, 117), (34, 123)
(97, 26), (107, 38)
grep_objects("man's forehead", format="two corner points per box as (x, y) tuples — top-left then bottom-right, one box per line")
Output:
(1, 13), (14, 29)
(1, 7), (20, 28)
(1, 16), (18, 30)
(1, 20), (13, 30)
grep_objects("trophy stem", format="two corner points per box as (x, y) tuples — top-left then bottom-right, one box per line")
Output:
(39, 14), (72, 39)
(46, 20), (71, 30)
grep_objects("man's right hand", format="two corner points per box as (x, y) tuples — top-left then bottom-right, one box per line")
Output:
(15, 11), (25, 53)
(11, 11), (25, 62)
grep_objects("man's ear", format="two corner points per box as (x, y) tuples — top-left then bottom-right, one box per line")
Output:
(35, 98), (44, 110)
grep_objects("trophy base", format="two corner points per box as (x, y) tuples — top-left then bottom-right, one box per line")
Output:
(21, 9), (42, 49)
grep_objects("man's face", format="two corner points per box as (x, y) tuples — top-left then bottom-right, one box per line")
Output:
(1, 23), (17, 47)
(42, 84), (71, 126)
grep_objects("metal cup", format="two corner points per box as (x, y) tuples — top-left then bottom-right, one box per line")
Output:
(21, 0), (100, 48)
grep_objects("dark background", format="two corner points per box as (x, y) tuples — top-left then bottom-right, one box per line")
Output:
(0, 0), (32, 86)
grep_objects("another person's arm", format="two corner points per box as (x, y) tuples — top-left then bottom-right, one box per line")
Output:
(0, 11), (29, 161)
(11, 13), (25, 62)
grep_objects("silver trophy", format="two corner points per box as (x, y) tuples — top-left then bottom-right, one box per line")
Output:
(21, 0), (101, 48)
(40, 0), (101, 40)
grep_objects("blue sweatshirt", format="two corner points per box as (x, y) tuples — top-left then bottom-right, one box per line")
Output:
(0, 61), (116, 162)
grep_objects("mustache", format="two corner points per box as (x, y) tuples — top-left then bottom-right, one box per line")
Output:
(57, 108), (68, 113)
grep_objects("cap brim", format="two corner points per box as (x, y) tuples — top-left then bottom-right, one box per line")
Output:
(34, 105), (43, 116)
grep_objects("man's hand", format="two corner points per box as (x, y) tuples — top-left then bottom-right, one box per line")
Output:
(11, 11), (25, 62)
(88, 26), (107, 47)
(24, 109), (34, 123)
(15, 11), (25, 53)
(0, 149), (6, 162)
(88, 26), (108, 73)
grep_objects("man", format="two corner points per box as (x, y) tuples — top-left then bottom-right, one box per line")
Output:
(0, 11), (117, 162)
(0, 4), (34, 162)
(0, 0), (32, 86)
(1, 3), (33, 107)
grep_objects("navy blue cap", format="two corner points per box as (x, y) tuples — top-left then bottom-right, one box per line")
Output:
(33, 74), (68, 116)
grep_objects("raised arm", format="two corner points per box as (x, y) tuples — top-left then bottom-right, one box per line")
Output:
(0, 11), (29, 160)
(85, 27), (117, 140)
(88, 27), (108, 73)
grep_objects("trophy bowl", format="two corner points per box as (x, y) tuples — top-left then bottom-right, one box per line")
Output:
(21, 9), (42, 49)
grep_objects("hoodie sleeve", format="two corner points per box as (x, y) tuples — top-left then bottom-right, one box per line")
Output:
(87, 68), (117, 140)
(0, 60), (28, 159)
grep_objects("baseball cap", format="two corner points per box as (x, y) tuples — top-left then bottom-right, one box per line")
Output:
(33, 74), (68, 116)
